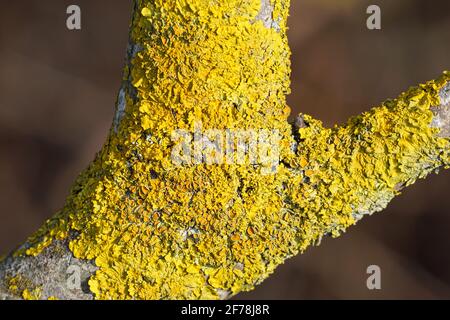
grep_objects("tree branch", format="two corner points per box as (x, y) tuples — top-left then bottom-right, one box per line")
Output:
(1, 0), (449, 300)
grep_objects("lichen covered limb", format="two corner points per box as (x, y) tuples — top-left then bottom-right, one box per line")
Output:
(1, 0), (449, 301)
(4, 0), (296, 300)
(285, 73), (450, 250)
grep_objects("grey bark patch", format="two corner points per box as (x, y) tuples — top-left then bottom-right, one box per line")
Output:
(0, 240), (97, 300)
(440, 82), (450, 106)
(112, 1), (143, 132)
(113, 86), (127, 131)
(294, 114), (308, 129)
(217, 289), (232, 300)
(255, 0), (281, 32)
(113, 42), (142, 132)
(431, 82), (450, 138)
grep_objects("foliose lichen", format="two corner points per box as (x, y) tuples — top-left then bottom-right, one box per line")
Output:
(13, 0), (450, 300)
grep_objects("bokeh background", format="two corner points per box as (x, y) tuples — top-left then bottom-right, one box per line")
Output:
(1, 0), (450, 299)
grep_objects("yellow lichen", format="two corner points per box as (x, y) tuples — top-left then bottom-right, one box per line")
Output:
(7, 276), (22, 296)
(7, 275), (41, 300)
(22, 288), (42, 300)
(284, 73), (450, 249)
(14, 0), (450, 300)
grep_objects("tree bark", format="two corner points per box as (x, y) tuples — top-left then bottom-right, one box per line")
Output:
(1, 0), (449, 300)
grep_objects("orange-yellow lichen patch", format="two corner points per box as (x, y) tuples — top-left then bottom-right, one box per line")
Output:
(22, 288), (42, 300)
(7, 275), (41, 300)
(284, 72), (450, 247)
(20, 0), (294, 300)
(15, 0), (450, 300)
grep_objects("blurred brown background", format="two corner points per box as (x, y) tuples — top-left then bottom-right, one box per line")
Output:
(1, 0), (450, 299)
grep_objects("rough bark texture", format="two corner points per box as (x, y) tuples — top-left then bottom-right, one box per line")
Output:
(1, 0), (450, 300)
